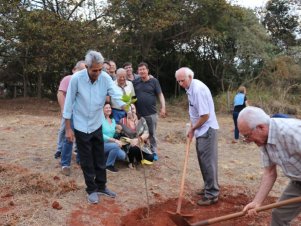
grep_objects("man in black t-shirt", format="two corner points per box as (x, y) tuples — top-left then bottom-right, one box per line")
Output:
(133, 62), (166, 161)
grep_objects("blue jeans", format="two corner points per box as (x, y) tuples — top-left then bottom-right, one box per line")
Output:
(104, 142), (126, 167)
(56, 118), (65, 153)
(61, 118), (79, 167)
(112, 109), (126, 124)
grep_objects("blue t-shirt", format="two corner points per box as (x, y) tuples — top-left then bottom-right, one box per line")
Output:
(233, 93), (247, 112)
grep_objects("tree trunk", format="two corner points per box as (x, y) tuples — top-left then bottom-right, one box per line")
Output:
(23, 73), (28, 97)
(37, 73), (42, 99)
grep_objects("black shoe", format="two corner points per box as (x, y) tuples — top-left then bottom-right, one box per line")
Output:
(106, 165), (118, 173)
(197, 196), (218, 206)
(54, 151), (61, 159)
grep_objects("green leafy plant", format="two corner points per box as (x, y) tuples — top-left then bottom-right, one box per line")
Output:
(121, 94), (137, 112)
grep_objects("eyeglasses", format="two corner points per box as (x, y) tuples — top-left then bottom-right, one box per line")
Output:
(177, 79), (186, 83)
(242, 127), (256, 140)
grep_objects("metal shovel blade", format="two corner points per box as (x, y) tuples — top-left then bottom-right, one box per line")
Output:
(167, 211), (193, 226)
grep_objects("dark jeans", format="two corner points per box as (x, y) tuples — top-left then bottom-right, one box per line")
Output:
(74, 127), (106, 194)
(232, 111), (239, 140)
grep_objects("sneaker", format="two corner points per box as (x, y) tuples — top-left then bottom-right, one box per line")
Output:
(61, 166), (71, 176)
(153, 153), (159, 161)
(97, 187), (116, 198)
(197, 196), (218, 206)
(87, 192), (99, 204)
(196, 189), (205, 196)
(106, 165), (118, 173)
(141, 159), (153, 165)
(54, 151), (61, 159)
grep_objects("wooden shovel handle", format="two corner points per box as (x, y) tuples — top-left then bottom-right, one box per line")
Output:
(176, 137), (191, 214)
(191, 196), (301, 226)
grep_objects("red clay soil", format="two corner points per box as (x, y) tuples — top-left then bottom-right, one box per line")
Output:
(120, 186), (274, 226)
(68, 185), (295, 226)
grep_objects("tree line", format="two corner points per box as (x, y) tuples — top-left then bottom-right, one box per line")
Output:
(0, 0), (300, 101)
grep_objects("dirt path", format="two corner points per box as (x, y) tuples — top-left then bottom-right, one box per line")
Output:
(0, 98), (299, 226)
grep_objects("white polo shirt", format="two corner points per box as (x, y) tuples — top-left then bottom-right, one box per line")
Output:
(111, 80), (135, 110)
(186, 79), (219, 138)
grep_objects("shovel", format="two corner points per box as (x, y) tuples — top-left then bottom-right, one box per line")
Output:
(171, 196), (301, 226)
(167, 137), (194, 224)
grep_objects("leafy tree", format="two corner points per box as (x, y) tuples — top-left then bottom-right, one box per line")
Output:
(0, 0), (109, 98)
(0, 0), (290, 101)
(263, 0), (300, 50)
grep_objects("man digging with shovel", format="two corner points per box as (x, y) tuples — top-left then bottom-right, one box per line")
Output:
(238, 106), (301, 225)
(175, 67), (220, 206)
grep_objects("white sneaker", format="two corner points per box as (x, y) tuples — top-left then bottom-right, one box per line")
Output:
(87, 192), (99, 204)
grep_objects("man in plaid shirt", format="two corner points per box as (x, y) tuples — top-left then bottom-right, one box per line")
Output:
(238, 106), (301, 226)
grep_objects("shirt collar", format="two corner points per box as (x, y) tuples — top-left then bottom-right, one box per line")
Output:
(115, 80), (128, 88)
(267, 119), (276, 145)
(84, 70), (101, 84)
(186, 79), (194, 94)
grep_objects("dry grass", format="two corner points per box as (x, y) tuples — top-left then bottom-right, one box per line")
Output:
(0, 98), (296, 226)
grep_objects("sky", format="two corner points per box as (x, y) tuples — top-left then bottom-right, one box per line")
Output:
(229, 0), (268, 9)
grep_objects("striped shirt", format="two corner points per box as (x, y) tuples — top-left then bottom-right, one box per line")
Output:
(260, 118), (301, 181)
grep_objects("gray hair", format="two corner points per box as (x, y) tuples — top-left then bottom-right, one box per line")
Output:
(116, 68), (126, 76)
(85, 50), (104, 68)
(74, 60), (86, 71)
(175, 67), (194, 79)
(238, 106), (270, 129)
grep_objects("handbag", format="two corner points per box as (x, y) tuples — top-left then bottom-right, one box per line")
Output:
(138, 136), (153, 155)
(140, 143), (153, 155)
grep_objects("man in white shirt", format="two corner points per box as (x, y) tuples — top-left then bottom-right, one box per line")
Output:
(175, 67), (219, 206)
(111, 68), (135, 123)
